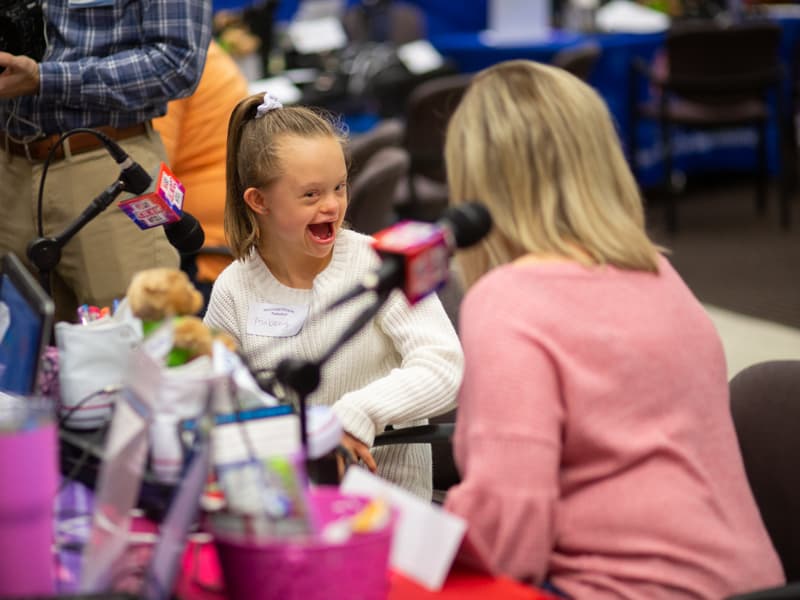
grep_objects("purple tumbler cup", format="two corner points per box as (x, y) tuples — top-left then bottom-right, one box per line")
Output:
(0, 395), (58, 597)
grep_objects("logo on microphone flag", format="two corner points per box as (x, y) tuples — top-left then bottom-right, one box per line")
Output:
(118, 163), (185, 229)
(372, 220), (450, 304)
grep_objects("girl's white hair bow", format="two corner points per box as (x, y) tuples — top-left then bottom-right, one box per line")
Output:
(255, 92), (283, 118)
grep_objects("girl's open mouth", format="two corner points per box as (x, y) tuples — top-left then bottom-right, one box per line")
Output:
(308, 222), (334, 243)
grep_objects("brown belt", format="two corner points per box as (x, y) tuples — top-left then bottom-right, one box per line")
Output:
(1, 123), (149, 161)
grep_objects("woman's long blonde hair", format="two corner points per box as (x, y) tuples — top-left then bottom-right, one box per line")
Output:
(445, 60), (660, 289)
(224, 94), (347, 260)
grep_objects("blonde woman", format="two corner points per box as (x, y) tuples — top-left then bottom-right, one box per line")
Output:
(204, 93), (463, 499)
(443, 60), (783, 598)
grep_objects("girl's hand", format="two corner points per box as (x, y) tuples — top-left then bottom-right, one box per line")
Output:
(339, 432), (378, 473)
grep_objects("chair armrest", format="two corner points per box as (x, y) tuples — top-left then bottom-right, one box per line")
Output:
(726, 582), (800, 600)
(373, 423), (454, 447)
(667, 68), (783, 95)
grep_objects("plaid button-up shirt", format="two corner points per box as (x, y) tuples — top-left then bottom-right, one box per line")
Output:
(1, 0), (212, 139)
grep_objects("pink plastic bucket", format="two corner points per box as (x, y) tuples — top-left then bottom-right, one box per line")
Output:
(212, 487), (394, 600)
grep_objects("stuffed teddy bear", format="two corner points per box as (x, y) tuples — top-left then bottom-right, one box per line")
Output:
(126, 268), (236, 366)
(127, 268), (203, 321)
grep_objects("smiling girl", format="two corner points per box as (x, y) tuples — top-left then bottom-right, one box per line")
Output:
(203, 93), (463, 498)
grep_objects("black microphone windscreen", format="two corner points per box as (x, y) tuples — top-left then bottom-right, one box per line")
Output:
(164, 212), (205, 255)
(440, 202), (492, 248)
(123, 161), (153, 195)
(99, 135), (152, 194)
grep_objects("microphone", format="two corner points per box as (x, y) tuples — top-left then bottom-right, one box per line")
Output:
(331, 201), (492, 307)
(95, 135), (152, 195)
(164, 212), (205, 256)
(116, 162), (206, 255)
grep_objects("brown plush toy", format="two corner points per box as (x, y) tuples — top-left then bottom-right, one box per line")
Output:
(126, 268), (236, 366)
(173, 316), (214, 360)
(127, 268), (203, 321)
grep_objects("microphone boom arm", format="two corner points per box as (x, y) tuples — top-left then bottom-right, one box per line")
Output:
(55, 179), (128, 249)
(272, 289), (389, 454)
(27, 178), (129, 286)
(28, 126), (154, 293)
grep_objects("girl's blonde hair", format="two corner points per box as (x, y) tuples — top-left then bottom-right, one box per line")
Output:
(444, 60), (660, 289)
(225, 94), (347, 259)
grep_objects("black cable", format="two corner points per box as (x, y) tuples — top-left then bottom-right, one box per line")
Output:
(56, 386), (121, 494)
(57, 421), (111, 493)
(58, 385), (122, 429)
(36, 127), (119, 238)
(57, 441), (93, 493)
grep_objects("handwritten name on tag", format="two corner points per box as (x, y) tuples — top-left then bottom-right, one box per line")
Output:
(247, 303), (309, 338)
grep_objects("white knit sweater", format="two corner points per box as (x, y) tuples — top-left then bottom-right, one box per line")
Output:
(204, 229), (464, 498)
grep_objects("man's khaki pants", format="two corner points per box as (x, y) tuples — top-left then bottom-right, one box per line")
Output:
(0, 127), (179, 323)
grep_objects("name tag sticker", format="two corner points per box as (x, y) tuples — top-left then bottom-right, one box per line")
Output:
(247, 303), (309, 338)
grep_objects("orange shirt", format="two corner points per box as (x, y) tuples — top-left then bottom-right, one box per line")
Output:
(153, 40), (249, 283)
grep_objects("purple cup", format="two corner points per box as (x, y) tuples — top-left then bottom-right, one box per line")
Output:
(0, 403), (57, 597)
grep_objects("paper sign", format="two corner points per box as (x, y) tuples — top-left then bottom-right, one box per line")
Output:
(288, 16), (348, 54)
(397, 40), (445, 75)
(340, 468), (466, 591)
(211, 413), (301, 465)
(0, 301), (9, 343)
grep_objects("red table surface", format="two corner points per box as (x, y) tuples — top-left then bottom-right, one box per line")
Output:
(388, 570), (556, 599)
(175, 539), (556, 600)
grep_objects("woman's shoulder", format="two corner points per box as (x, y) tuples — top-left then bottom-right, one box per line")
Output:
(459, 265), (527, 322)
(467, 263), (532, 298)
(462, 260), (602, 314)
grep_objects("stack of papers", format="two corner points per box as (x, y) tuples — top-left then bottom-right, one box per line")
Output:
(596, 0), (670, 33)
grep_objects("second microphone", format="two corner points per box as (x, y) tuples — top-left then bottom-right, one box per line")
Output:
(329, 201), (492, 309)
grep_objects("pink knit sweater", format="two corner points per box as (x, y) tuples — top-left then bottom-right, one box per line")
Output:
(444, 256), (784, 599)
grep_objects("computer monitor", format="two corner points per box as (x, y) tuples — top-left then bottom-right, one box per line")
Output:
(0, 252), (54, 396)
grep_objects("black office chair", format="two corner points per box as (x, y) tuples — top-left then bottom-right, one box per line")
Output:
(728, 582), (800, 600)
(346, 146), (409, 235)
(394, 73), (472, 223)
(374, 415), (457, 504)
(729, 360), (800, 585)
(341, 0), (427, 46)
(347, 118), (405, 181)
(630, 20), (785, 233)
(552, 42), (602, 82)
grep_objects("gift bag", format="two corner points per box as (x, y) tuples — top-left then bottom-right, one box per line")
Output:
(126, 340), (255, 485)
(56, 316), (142, 429)
(142, 354), (226, 484)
